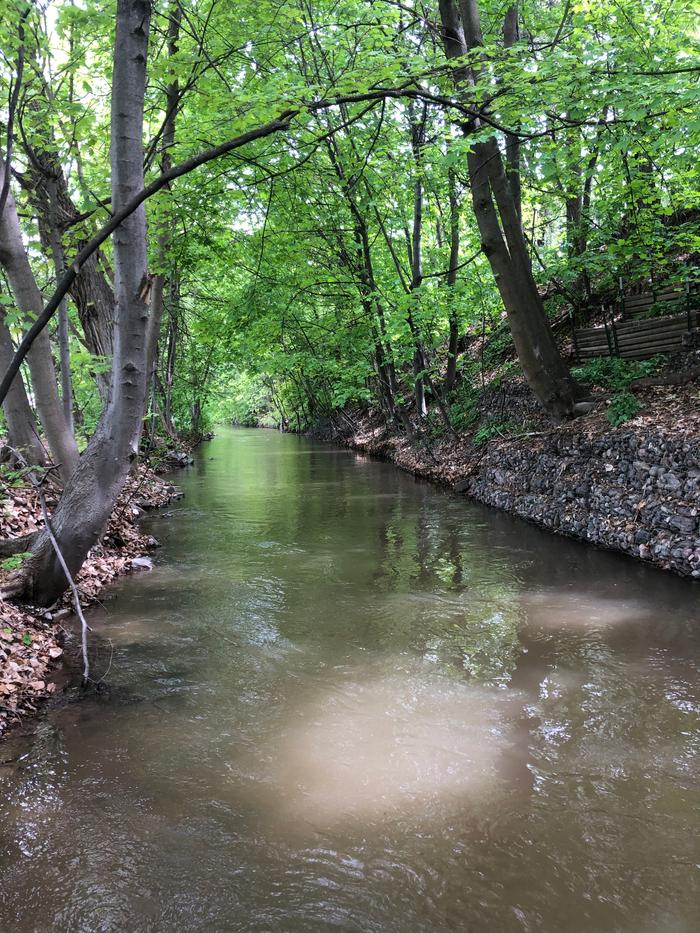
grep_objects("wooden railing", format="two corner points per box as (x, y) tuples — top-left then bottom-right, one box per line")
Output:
(573, 275), (699, 362)
(574, 311), (699, 361)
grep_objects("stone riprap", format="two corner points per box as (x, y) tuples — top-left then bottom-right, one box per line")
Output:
(467, 428), (700, 578)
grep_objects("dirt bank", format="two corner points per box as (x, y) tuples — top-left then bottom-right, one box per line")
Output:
(0, 463), (183, 738)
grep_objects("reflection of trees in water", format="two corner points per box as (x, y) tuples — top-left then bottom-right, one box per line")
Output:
(354, 488), (526, 684)
(157, 432), (700, 804)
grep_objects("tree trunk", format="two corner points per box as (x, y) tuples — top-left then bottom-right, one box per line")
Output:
(16, 0), (152, 605)
(565, 128), (602, 304)
(444, 167), (461, 391)
(0, 307), (47, 467)
(161, 307), (178, 436)
(0, 159), (80, 480)
(145, 2), (181, 392)
(566, 179), (591, 303)
(191, 399), (202, 437)
(321, 129), (400, 422)
(46, 179), (75, 433)
(469, 139), (577, 417)
(502, 5), (521, 218)
(439, 0), (578, 420)
(408, 107), (428, 418)
(22, 142), (115, 402)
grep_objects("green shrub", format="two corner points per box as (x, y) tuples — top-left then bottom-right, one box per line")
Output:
(0, 465), (32, 491)
(1, 552), (30, 572)
(606, 392), (641, 426)
(473, 418), (521, 446)
(447, 382), (479, 433)
(571, 355), (664, 391)
(450, 397), (478, 433)
(481, 328), (513, 369)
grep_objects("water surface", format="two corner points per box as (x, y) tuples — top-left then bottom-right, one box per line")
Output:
(1, 428), (699, 931)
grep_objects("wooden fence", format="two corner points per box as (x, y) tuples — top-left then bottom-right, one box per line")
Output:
(574, 311), (700, 361)
(573, 279), (699, 361)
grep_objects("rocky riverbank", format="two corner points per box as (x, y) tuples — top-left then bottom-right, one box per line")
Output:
(331, 383), (700, 580)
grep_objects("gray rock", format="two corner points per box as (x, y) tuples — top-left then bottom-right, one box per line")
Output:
(669, 514), (697, 534)
(131, 556), (153, 571)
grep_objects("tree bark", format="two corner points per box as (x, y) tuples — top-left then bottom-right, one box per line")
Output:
(439, 0), (578, 420)
(161, 305), (178, 436)
(502, 5), (521, 218)
(45, 179), (74, 433)
(23, 146), (115, 401)
(0, 159), (80, 480)
(564, 126), (603, 304)
(408, 105), (428, 418)
(16, 0), (152, 605)
(444, 167), (461, 391)
(145, 2), (181, 391)
(0, 307), (47, 467)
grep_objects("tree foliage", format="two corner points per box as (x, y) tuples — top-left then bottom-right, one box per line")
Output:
(0, 0), (697, 479)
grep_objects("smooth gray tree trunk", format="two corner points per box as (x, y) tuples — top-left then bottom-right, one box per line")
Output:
(0, 159), (80, 480)
(0, 306), (47, 466)
(15, 0), (152, 605)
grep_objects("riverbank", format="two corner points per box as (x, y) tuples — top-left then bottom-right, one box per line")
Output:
(0, 463), (183, 738)
(328, 381), (700, 580)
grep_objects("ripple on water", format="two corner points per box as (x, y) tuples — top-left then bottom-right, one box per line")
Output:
(1, 429), (699, 932)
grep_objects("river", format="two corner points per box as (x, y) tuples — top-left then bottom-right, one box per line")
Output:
(1, 428), (699, 931)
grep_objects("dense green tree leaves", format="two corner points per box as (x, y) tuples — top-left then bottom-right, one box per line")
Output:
(0, 0), (698, 433)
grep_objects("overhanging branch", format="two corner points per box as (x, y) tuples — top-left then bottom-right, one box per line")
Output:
(0, 83), (587, 406)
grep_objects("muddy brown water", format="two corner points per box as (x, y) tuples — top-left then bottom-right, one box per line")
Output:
(1, 428), (699, 931)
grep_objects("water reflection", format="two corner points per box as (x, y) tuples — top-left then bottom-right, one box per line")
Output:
(0, 428), (698, 931)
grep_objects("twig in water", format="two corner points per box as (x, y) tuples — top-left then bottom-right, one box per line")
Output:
(6, 449), (91, 683)
(92, 639), (114, 685)
(35, 479), (91, 683)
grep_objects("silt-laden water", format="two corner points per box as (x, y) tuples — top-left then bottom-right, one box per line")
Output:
(1, 428), (698, 931)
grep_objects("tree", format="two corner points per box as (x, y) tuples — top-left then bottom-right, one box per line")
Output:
(438, 0), (579, 421)
(15, 0), (152, 604)
(0, 158), (80, 480)
(0, 303), (47, 467)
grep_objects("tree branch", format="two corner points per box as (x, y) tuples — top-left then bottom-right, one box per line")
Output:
(0, 7), (30, 219)
(3, 452), (91, 682)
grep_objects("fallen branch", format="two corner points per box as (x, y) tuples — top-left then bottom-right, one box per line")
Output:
(4, 451), (90, 682)
(35, 477), (90, 683)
